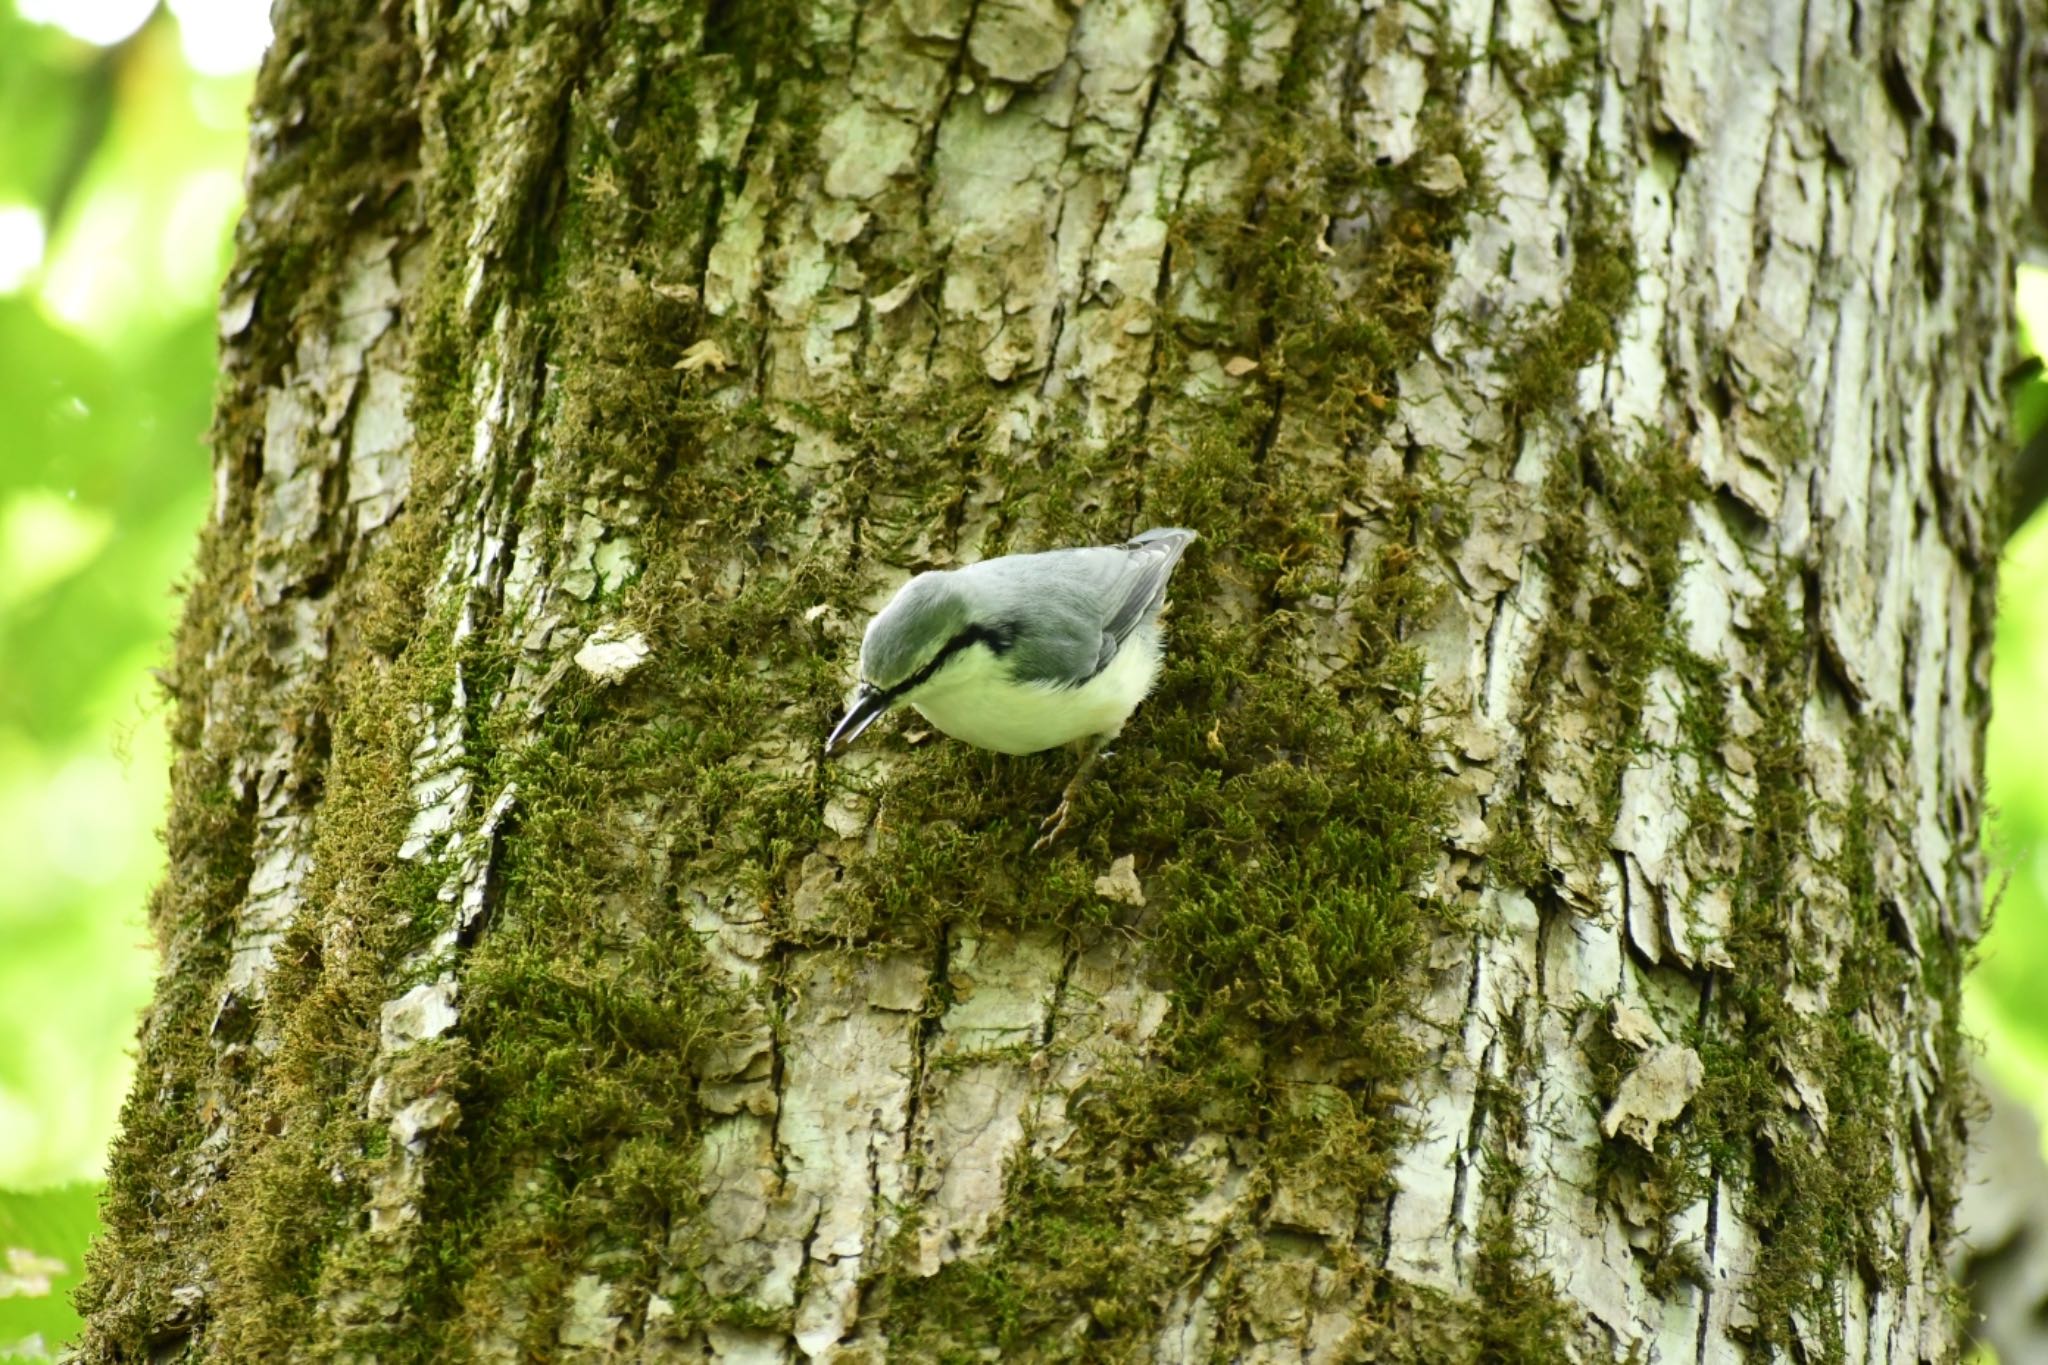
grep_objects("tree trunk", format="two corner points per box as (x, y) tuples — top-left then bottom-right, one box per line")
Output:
(78, 0), (2024, 1360)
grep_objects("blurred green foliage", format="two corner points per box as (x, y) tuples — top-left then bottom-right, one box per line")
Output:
(0, 1186), (98, 1359)
(1973, 273), (2048, 1106)
(0, 0), (2045, 1358)
(1, 0), (252, 1355)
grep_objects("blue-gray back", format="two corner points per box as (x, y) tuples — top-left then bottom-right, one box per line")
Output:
(955, 527), (1196, 687)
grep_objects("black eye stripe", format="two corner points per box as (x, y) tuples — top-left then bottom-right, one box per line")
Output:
(879, 623), (1013, 703)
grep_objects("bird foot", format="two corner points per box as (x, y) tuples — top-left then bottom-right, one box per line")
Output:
(1031, 797), (1074, 853)
(1033, 736), (1109, 852)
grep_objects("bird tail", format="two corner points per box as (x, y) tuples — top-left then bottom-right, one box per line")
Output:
(1126, 527), (1198, 562)
(1125, 529), (1197, 620)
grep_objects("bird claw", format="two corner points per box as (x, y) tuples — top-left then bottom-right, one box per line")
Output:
(1031, 797), (1074, 853)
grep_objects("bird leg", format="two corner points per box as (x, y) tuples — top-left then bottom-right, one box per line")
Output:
(1032, 734), (1110, 852)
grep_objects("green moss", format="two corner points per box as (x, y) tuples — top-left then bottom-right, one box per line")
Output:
(1545, 545), (1944, 1358)
(1477, 325), (1934, 1354)
(1434, 42), (1937, 1351)
(884, 1066), (1211, 1360)
(1670, 592), (1925, 1359)
(1608, 386), (1946, 1353)
(1487, 30), (1604, 160)
(234, 0), (425, 348)
(1488, 429), (1705, 875)
(1503, 209), (1639, 425)
(857, 10), (1585, 1357)
(1466, 1064), (1580, 1365)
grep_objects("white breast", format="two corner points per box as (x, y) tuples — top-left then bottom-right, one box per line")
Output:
(907, 629), (1164, 754)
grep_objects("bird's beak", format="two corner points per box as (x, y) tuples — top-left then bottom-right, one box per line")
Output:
(826, 683), (889, 755)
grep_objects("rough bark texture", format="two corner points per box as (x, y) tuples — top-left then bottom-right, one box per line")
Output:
(78, 0), (2024, 1361)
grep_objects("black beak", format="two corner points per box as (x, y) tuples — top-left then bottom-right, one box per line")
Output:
(826, 683), (890, 755)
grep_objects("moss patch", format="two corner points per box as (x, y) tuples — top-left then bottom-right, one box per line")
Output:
(1543, 432), (1950, 1354)
(854, 12), (1544, 1357)
(1487, 427), (1703, 882)
(1682, 595), (1932, 1358)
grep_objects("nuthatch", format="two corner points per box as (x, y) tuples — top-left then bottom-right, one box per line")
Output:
(827, 528), (1198, 847)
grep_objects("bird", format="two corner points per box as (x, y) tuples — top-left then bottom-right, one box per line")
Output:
(826, 527), (1198, 849)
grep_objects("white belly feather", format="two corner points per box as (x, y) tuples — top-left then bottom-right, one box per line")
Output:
(908, 629), (1163, 754)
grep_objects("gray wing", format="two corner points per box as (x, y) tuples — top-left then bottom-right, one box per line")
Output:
(1100, 528), (1197, 646)
(989, 527), (1197, 687)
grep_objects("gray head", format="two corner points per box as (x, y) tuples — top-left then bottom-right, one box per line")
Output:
(860, 573), (971, 691)
(826, 572), (989, 752)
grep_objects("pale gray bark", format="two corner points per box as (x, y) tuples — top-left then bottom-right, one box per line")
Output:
(78, 0), (2023, 1361)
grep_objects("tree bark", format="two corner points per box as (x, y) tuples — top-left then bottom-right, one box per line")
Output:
(78, 0), (2024, 1361)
